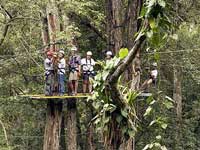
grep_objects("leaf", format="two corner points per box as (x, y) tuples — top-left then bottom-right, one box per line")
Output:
(146, 30), (153, 38)
(158, 0), (166, 8)
(102, 71), (110, 81)
(161, 146), (168, 150)
(127, 91), (139, 104)
(161, 123), (168, 129)
(170, 34), (178, 40)
(165, 96), (174, 102)
(163, 101), (174, 109)
(154, 52), (160, 60)
(143, 144), (150, 150)
(119, 48), (129, 59)
(150, 100), (156, 105)
(144, 107), (152, 117)
(108, 104), (117, 113)
(154, 142), (161, 147)
(122, 126), (127, 134)
(156, 135), (162, 140)
(149, 120), (156, 126)
(140, 6), (147, 17)
(149, 18), (156, 29)
(128, 130), (135, 138)
(121, 109), (128, 118)
(116, 115), (123, 123)
(146, 95), (154, 104)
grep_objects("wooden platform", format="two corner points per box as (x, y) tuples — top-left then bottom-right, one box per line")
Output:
(21, 93), (90, 100)
(21, 92), (151, 100)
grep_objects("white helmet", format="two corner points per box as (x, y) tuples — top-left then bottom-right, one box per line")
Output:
(71, 46), (77, 51)
(87, 51), (92, 56)
(59, 50), (65, 55)
(152, 62), (157, 67)
(106, 51), (112, 56)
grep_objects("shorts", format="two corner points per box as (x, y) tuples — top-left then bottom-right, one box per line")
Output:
(69, 71), (78, 81)
(83, 73), (94, 81)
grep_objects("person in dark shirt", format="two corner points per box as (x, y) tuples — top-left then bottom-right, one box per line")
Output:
(68, 47), (81, 95)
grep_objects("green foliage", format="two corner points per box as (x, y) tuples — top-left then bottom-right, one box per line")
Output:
(119, 48), (129, 59)
(1, 0), (200, 149)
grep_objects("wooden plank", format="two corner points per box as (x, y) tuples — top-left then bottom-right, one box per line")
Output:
(20, 93), (90, 99)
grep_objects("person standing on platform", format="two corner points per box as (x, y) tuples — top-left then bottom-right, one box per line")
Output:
(105, 51), (113, 64)
(81, 51), (95, 94)
(68, 46), (81, 95)
(57, 49), (66, 96)
(44, 51), (54, 96)
(140, 62), (158, 91)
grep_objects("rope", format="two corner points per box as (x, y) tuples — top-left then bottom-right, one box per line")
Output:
(147, 48), (200, 54)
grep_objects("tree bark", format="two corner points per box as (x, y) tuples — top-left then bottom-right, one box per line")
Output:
(122, 1), (142, 148)
(85, 102), (96, 150)
(104, 32), (146, 149)
(126, 0), (141, 49)
(46, 0), (60, 51)
(66, 98), (77, 150)
(42, 1), (63, 150)
(43, 101), (63, 150)
(173, 66), (182, 149)
(41, 8), (50, 52)
(105, 0), (123, 54)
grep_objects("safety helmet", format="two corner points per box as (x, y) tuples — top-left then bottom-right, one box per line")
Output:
(71, 46), (77, 51)
(59, 50), (65, 55)
(47, 51), (53, 56)
(87, 51), (92, 56)
(152, 62), (157, 67)
(106, 51), (112, 56)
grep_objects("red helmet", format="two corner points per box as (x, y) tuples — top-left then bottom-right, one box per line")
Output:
(47, 51), (53, 56)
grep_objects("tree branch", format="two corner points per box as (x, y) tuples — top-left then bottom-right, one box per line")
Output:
(105, 33), (146, 107)
(0, 5), (13, 46)
(68, 12), (106, 41)
(0, 5), (13, 19)
(0, 23), (9, 46)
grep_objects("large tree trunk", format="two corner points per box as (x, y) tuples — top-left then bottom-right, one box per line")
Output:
(41, 8), (50, 52)
(126, 0), (141, 49)
(43, 101), (63, 150)
(124, 0), (142, 148)
(42, 1), (63, 150)
(124, 0), (142, 84)
(104, 33), (146, 149)
(46, 0), (60, 51)
(105, 0), (123, 54)
(173, 66), (182, 149)
(85, 102), (96, 150)
(66, 99), (77, 150)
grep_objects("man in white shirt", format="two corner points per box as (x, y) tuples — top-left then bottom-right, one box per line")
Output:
(44, 51), (54, 96)
(140, 62), (158, 91)
(57, 50), (66, 95)
(81, 51), (95, 93)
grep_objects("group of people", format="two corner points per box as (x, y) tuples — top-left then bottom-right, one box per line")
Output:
(44, 46), (98, 96)
(44, 46), (158, 96)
